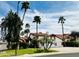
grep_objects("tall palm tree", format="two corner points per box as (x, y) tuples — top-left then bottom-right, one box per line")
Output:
(58, 16), (66, 46)
(33, 16), (41, 48)
(21, 1), (30, 22)
(33, 16), (41, 40)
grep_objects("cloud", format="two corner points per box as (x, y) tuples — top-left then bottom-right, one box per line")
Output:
(1, 1), (79, 34)
(21, 8), (79, 34)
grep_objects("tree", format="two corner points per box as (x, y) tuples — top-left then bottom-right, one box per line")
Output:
(13, 13), (23, 55)
(20, 31), (24, 36)
(70, 31), (79, 41)
(33, 16), (41, 38)
(24, 23), (30, 37)
(33, 16), (41, 48)
(1, 18), (7, 41)
(1, 10), (23, 55)
(58, 16), (66, 46)
(21, 1), (30, 22)
(39, 33), (54, 51)
(25, 23), (30, 29)
(24, 29), (30, 37)
(1, 10), (15, 49)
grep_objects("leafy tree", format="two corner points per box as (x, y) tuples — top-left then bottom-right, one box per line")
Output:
(39, 33), (54, 51)
(24, 23), (30, 37)
(20, 31), (24, 36)
(24, 29), (30, 37)
(1, 10), (23, 55)
(25, 23), (30, 29)
(1, 18), (7, 41)
(70, 31), (79, 41)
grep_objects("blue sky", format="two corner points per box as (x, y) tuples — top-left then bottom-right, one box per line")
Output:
(1, 1), (79, 35)
(0, 1), (78, 15)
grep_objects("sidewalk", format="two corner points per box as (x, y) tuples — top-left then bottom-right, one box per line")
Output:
(15, 47), (79, 57)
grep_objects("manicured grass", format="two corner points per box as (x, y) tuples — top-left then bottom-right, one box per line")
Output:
(0, 48), (57, 57)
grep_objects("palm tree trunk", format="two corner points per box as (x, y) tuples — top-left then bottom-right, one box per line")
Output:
(46, 34), (48, 51)
(36, 23), (38, 48)
(61, 23), (65, 46)
(22, 11), (26, 22)
(36, 23), (38, 39)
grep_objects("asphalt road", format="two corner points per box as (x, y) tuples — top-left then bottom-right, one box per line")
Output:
(38, 53), (79, 57)
(0, 43), (7, 51)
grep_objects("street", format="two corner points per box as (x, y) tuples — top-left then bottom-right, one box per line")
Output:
(0, 43), (7, 51)
(38, 53), (79, 57)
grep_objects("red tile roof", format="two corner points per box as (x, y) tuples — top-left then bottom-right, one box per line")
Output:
(30, 32), (47, 36)
(19, 36), (28, 43)
(50, 34), (70, 40)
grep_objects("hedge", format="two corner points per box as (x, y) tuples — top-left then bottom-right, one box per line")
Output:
(62, 41), (79, 47)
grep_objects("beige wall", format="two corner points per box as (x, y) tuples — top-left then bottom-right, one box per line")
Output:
(38, 36), (44, 40)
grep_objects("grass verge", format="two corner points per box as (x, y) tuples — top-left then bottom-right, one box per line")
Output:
(0, 48), (57, 57)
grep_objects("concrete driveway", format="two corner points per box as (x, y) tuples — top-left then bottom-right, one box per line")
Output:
(50, 47), (79, 53)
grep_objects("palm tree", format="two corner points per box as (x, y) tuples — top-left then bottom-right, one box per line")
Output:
(21, 1), (30, 22)
(33, 16), (41, 38)
(58, 16), (66, 46)
(33, 16), (41, 48)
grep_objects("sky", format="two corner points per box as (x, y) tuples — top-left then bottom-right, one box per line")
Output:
(0, 1), (79, 35)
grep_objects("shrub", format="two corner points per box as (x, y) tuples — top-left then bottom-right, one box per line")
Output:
(62, 41), (79, 47)
(19, 43), (29, 49)
(11, 44), (17, 49)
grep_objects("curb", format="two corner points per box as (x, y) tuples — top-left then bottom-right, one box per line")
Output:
(16, 51), (79, 57)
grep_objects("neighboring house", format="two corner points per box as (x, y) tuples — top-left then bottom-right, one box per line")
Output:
(49, 34), (70, 47)
(49, 34), (70, 41)
(29, 32), (47, 40)
(29, 32), (70, 47)
(19, 32), (70, 48)
(29, 32), (49, 48)
(19, 36), (29, 43)
(49, 34), (63, 47)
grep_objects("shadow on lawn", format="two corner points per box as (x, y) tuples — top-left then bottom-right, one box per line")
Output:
(34, 49), (57, 53)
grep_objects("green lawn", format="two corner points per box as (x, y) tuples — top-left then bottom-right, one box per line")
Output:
(0, 48), (57, 57)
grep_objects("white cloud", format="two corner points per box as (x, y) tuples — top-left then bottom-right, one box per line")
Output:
(1, 1), (79, 34)
(22, 9), (79, 34)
